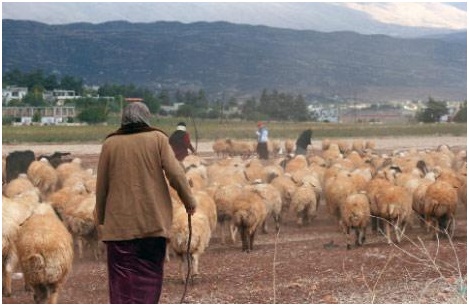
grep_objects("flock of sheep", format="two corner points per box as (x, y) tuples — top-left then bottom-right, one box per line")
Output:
(2, 136), (467, 303)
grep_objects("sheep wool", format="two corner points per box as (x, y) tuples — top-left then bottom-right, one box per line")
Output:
(232, 191), (267, 252)
(16, 203), (74, 303)
(340, 193), (371, 249)
(2, 195), (38, 297)
(423, 180), (459, 238)
(374, 185), (413, 244)
(170, 203), (212, 282)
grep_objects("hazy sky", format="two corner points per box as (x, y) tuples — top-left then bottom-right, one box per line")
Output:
(2, 1), (467, 31)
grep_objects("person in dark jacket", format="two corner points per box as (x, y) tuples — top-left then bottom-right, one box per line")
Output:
(169, 122), (196, 161)
(295, 129), (313, 155)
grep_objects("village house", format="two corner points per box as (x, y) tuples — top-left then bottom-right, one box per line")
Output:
(2, 86), (28, 105)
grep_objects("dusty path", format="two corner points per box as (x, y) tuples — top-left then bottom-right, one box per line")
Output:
(2, 135), (467, 304)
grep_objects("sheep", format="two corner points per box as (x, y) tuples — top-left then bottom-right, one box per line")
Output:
(225, 139), (253, 158)
(365, 176), (394, 233)
(270, 174), (297, 212)
(5, 150), (35, 183)
(245, 182), (282, 233)
(351, 140), (365, 154)
(170, 200), (212, 282)
(61, 194), (101, 260)
(423, 180), (459, 238)
(232, 191), (267, 252)
(291, 170), (322, 203)
(192, 190), (218, 232)
(458, 180), (466, 209)
(2, 195), (38, 297)
(55, 157), (85, 186)
(182, 154), (206, 171)
(212, 139), (229, 158)
(27, 158), (58, 197)
(365, 140), (376, 151)
(373, 185), (413, 244)
(3, 173), (36, 198)
(16, 203), (74, 303)
(337, 140), (350, 154)
(324, 171), (357, 222)
(186, 170), (207, 190)
(321, 138), (332, 151)
(321, 143), (342, 165)
(284, 139), (295, 155)
(283, 154), (308, 174)
(207, 157), (248, 186)
(37, 152), (71, 168)
(290, 181), (318, 226)
(212, 183), (245, 244)
(268, 140), (282, 157)
(61, 168), (95, 192)
(340, 192), (371, 249)
(244, 158), (267, 183)
(47, 186), (87, 217)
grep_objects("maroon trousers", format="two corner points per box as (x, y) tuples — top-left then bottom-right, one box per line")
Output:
(106, 237), (167, 304)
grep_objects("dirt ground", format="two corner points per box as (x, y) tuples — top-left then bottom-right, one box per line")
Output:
(2, 136), (467, 304)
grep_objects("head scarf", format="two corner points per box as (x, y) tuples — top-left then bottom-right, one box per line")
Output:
(176, 122), (187, 132)
(106, 102), (167, 139)
(121, 102), (151, 126)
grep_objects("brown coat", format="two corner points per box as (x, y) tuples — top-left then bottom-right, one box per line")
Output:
(94, 130), (196, 241)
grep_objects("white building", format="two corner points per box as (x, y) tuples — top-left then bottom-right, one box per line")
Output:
(2, 86), (28, 105)
(43, 89), (81, 105)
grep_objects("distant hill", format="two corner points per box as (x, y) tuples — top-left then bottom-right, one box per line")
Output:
(2, 19), (467, 102)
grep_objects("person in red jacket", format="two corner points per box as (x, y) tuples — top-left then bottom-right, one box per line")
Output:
(169, 122), (196, 161)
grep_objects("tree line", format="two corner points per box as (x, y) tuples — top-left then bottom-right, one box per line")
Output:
(2, 69), (466, 124)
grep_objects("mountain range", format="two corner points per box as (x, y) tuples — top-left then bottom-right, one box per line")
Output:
(2, 19), (467, 102)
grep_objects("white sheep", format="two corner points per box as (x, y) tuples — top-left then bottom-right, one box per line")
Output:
(270, 174), (297, 212)
(246, 182), (283, 233)
(2, 195), (38, 297)
(3, 173), (36, 199)
(212, 183), (244, 244)
(16, 203), (74, 303)
(170, 201), (212, 282)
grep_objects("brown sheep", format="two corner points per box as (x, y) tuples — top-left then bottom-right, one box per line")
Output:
(27, 158), (58, 197)
(232, 191), (267, 252)
(340, 192), (371, 249)
(374, 185), (413, 244)
(290, 182), (318, 226)
(212, 139), (229, 158)
(423, 180), (459, 238)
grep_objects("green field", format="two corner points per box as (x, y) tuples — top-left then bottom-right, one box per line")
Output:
(2, 118), (467, 144)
